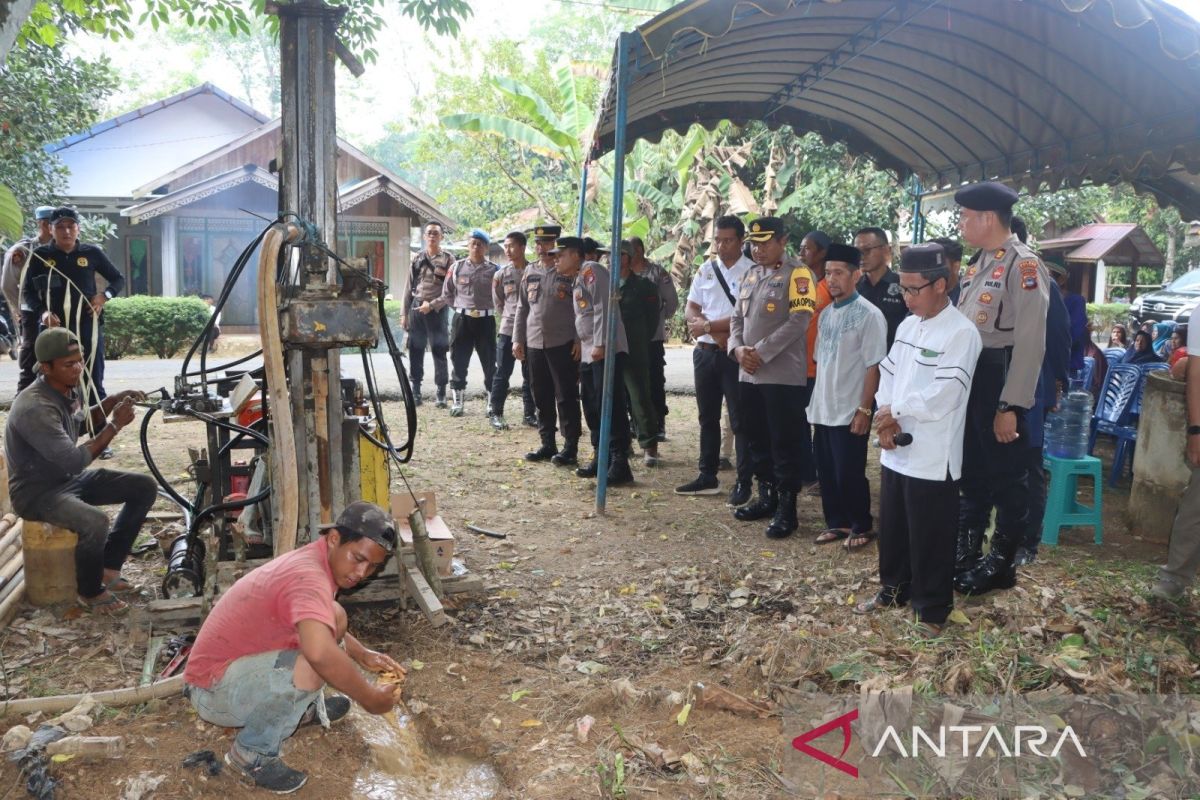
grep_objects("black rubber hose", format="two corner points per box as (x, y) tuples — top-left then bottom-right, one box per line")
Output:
(181, 349), (263, 378)
(139, 405), (194, 513)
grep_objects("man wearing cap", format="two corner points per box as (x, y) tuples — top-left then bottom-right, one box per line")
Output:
(808, 244), (887, 549)
(729, 217), (819, 539)
(617, 240), (663, 467)
(2, 206), (54, 392)
(562, 236), (634, 483)
(488, 230), (538, 430)
(630, 237), (677, 441)
(856, 243), (981, 635)
(929, 237), (965, 304)
(952, 182), (1049, 596)
(513, 224), (583, 463)
(402, 221), (454, 408)
(4, 328), (155, 617)
(677, 215), (754, 499)
(440, 229), (498, 417)
(185, 500), (405, 793)
(24, 206), (124, 409)
(853, 227), (908, 349)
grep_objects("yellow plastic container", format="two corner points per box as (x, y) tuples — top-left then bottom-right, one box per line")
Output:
(22, 521), (78, 606)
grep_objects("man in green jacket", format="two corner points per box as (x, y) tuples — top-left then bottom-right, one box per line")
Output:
(617, 241), (662, 466)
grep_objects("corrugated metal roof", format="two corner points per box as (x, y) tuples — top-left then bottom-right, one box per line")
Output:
(1037, 222), (1165, 265)
(591, 0), (1200, 217)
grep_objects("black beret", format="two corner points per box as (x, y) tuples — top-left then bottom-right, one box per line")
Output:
(899, 242), (947, 273)
(825, 243), (860, 267)
(530, 224), (562, 241)
(745, 217), (786, 242)
(953, 181), (1018, 212)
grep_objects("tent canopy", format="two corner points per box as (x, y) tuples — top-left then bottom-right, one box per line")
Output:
(591, 0), (1200, 217)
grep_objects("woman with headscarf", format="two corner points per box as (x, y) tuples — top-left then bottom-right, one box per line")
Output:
(1153, 321), (1177, 359)
(1124, 329), (1164, 365)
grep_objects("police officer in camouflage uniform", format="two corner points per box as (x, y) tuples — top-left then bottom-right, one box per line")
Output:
(488, 230), (537, 430)
(402, 222), (454, 407)
(513, 225), (583, 464)
(952, 182), (1049, 596)
(441, 229), (498, 417)
(729, 217), (819, 540)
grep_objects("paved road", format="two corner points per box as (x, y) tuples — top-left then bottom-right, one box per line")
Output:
(0, 345), (702, 407)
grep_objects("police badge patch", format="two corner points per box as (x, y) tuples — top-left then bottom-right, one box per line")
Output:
(886, 282), (902, 296)
(794, 276), (809, 294)
(77, 257), (88, 267)
(1018, 259), (1039, 290)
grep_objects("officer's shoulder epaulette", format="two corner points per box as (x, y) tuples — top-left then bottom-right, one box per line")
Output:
(1011, 240), (1039, 260)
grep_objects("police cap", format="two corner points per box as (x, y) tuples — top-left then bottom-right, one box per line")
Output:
(744, 217), (786, 242)
(469, 228), (490, 245)
(899, 242), (946, 273)
(50, 206), (80, 224)
(556, 236), (585, 255)
(953, 181), (1018, 212)
(825, 243), (861, 267)
(581, 236), (609, 255)
(531, 224), (562, 241)
(34, 206), (55, 221)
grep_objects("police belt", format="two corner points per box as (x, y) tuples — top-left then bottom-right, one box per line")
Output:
(977, 346), (1013, 366)
(456, 308), (493, 318)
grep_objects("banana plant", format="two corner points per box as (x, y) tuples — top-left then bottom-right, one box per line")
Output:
(0, 183), (21, 242)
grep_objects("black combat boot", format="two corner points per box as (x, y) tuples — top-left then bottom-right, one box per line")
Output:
(955, 528), (985, 575)
(551, 438), (579, 467)
(606, 449), (634, 486)
(734, 480), (777, 522)
(765, 489), (798, 539)
(954, 527), (1018, 596)
(411, 382), (423, 407)
(525, 436), (558, 462)
(575, 454), (598, 478)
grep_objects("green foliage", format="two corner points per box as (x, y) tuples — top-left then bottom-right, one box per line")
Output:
(0, 184), (20, 242)
(103, 295), (210, 359)
(1087, 303), (1131, 334)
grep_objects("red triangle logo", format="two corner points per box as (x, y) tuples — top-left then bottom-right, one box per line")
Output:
(791, 708), (859, 778)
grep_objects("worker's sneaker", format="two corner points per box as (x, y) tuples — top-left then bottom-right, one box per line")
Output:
(225, 748), (308, 794)
(99, 447), (114, 460)
(675, 475), (719, 496)
(299, 694), (352, 728)
(1150, 577), (1186, 601)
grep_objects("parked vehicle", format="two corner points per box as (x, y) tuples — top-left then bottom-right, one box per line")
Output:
(1129, 269), (1200, 327)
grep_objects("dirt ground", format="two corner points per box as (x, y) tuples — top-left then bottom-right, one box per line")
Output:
(0, 395), (1197, 799)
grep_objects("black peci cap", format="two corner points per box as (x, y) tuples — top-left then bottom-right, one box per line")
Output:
(899, 242), (947, 272)
(825, 243), (861, 267)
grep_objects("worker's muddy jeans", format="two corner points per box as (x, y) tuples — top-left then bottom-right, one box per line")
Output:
(186, 650), (322, 759)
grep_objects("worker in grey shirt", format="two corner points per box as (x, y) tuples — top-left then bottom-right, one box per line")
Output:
(561, 237), (633, 485)
(488, 230), (537, 430)
(440, 229), (498, 417)
(4, 328), (156, 616)
(630, 237), (678, 440)
(513, 224), (582, 464)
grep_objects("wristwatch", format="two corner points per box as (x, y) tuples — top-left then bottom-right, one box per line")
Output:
(996, 401), (1016, 413)
(104, 289), (114, 300)
(703, 320), (712, 335)
(856, 406), (872, 417)
(1188, 425), (1200, 436)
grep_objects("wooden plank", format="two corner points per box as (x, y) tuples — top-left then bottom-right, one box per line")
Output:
(136, 597), (202, 627)
(401, 562), (446, 627)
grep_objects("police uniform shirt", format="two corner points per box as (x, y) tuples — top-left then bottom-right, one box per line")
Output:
(573, 261), (627, 364)
(639, 261), (678, 342)
(24, 242), (124, 322)
(856, 268), (908, 347)
(876, 304), (982, 481)
(513, 264), (578, 350)
(441, 258), (498, 313)
(955, 234), (1049, 409)
(408, 250), (455, 307)
(686, 254), (754, 345)
(728, 261), (818, 386)
(492, 262), (525, 336)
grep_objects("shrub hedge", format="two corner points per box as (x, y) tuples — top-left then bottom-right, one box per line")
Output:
(103, 295), (212, 359)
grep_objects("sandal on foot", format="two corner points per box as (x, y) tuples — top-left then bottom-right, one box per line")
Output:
(815, 528), (850, 545)
(853, 592), (906, 615)
(79, 592), (130, 617)
(104, 576), (141, 596)
(844, 531), (878, 551)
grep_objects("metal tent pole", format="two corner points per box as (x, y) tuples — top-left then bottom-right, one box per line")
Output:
(910, 174), (924, 244)
(596, 31), (632, 514)
(575, 161), (589, 236)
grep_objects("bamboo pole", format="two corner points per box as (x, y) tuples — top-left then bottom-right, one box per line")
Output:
(0, 575), (23, 625)
(0, 674), (184, 718)
(0, 517), (22, 555)
(0, 551), (23, 586)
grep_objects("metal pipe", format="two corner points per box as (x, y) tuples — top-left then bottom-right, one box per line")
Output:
(575, 161), (589, 237)
(596, 31), (633, 514)
(312, 354), (333, 524)
(910, 174), (924, 244)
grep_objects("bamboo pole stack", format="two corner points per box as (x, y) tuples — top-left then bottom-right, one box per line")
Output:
(0, 514), (24, 625)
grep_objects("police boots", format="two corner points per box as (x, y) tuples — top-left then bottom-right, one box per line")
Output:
(551, 438), (579, 467)
(435, 386), (448, 409)
(607, 449), (634, 486)
(954, 528), (1018, 596)
(955, 528), (985, 575)
(575, 453), (598, 478)
(525, 435), (558, 462)
(734, 480), (777, 522)
(449, 389), (465, 417)
(411, 382), (423, 407)
(765, 489), (798, 539)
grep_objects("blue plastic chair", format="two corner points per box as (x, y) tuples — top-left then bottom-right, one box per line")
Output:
(1107, 364), (1171, 485)
(1079, 356), (1095, 393)
(1087, 364), (1141, 456)
(1103, 347), (1126, 369)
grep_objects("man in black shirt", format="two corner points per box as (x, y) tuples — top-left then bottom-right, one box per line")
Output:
(853, 227), (907, 348)
(23, 207), (124, 415)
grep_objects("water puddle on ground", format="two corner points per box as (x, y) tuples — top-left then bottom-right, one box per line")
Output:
(351, 708), (501, 800)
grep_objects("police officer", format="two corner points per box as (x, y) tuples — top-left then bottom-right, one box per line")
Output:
(402, 221), (455, 407)
(24, 206), (124, 408)
(729, 217), (818, 539)
(2, 206), (54, 392)
(489, 230), (537, 430)
(953, 182), (1049, 596)
(853, 227), (908, 349)
(513, 225), (583, 464)
(441, 229), (498, 417)
(564, 237), (634, 484)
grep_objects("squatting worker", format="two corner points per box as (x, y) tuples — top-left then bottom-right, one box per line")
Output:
(185, 501), (405, 794)
(488, 230), (538, 430)
(676, 215), (754, 502)
(25, 206), (124, 405)
(728, 217), (818, 540)
(3, 328), (155, 616)
(513, 224), (583, 463)
(402, 221), (454, 408)
(953, 181), (1049, 596)
(857, 243), (981, 635)
(2, 205), (54, 392)
(441, 229), (498, 417)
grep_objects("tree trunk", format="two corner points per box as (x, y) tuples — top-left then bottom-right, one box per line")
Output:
(1164, 222), (1178, 284)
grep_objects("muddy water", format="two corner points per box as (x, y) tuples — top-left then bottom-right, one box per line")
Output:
(352, 707), (501, 799)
